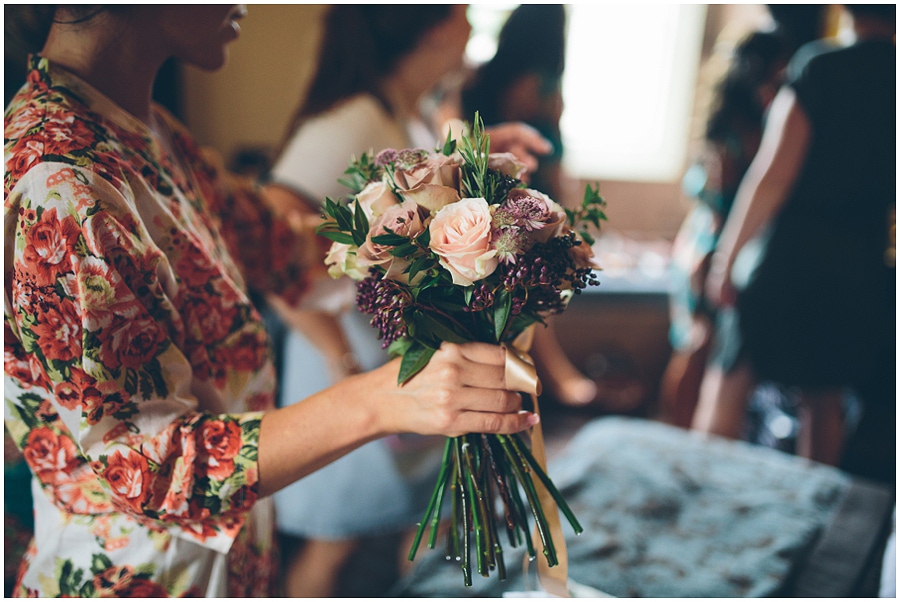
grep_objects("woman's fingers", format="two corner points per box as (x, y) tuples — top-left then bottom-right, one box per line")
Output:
(448, 409), (539, 437)
(391, 341), (540, 436)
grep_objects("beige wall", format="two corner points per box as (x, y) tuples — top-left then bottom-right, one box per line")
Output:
(181, 4), (328, 162)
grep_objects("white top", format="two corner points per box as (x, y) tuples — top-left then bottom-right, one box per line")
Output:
(270, 94), (412, 204)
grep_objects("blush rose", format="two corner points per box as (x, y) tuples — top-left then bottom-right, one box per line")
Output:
(429, 197), (499, 286)
(357, 201), (426, 281)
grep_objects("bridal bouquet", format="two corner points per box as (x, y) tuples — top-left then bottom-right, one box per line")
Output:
(318, 115), (606, 586)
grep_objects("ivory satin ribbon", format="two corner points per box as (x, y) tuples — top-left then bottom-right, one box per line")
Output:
(505, 327), (570, 598)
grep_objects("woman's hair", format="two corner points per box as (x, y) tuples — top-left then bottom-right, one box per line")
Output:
(845, 4), (896, 22)
(279, 5), (453, 152)
(705, 30), (791, 143)
(460, 4), (567, 126)
(5, 6), (127, 54)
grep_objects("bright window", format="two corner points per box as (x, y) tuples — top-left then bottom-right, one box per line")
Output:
(560, 4), (707, 182)
(466, 4), (706, 182)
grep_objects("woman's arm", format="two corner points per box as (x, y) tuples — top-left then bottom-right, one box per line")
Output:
(706, 87), (812, 306)
(258, 341), (536, 497)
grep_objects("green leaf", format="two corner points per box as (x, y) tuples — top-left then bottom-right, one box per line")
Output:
(317, 230), (355, 245)
(407, 255), (433, 282)
(493, 288), (512, 342)
(398, 342), (437, 385)
(416, 227), (431, 248)
(441, 129), (457, 156)
(388, 337), (413, 358)
(371, 233), (409, 246)
(416, 312), (469, 344)
(389, 242), (417, 257)
(351, 202), (369, 247)
(463, 286), (474, 306)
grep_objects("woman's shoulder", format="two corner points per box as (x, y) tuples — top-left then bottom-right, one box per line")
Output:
(270, 94), (408, 199)
(4, 77), (133, 197)
(295, 94), (403, 146)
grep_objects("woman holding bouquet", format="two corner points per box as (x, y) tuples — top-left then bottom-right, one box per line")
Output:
(3, 5), (538, 597)
(262, 5), (563, 597)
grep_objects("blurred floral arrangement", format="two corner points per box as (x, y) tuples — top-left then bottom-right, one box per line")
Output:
(317, 114), (606, 585)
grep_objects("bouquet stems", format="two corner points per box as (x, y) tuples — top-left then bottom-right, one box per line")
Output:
(408, 431), (582, 585)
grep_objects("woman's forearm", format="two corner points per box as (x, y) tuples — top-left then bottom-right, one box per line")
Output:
(257, 366), (386, 497)
(256, 342), (538, 498)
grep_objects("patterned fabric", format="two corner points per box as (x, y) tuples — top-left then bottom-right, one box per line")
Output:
(4, 56), (310, 597)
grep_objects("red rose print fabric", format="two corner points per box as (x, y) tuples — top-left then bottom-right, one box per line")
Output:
(4, 56), (307, 597)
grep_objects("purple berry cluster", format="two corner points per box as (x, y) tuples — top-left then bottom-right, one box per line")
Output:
(356, 270), (411, 347)
(500, 232), (599, 315)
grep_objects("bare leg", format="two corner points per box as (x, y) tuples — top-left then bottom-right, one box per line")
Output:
(795, 388), (845, 466)
(691, 359), (755, 439)
(658, 317), (712, 428)
(530, 320), (597, 406)
(283, 538), (358, 598)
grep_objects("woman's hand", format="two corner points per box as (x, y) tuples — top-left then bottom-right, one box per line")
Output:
(258, 341), (536, 496)
(484, 122), (553, 176)
(705, 250), (737, 308)
(374, 342), (538, 438)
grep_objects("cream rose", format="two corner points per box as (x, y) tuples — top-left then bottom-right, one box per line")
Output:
(324, 242), (366, 281)
(429, 197), (499, 286)
(357, 200), (426, 280)
(354, 180), (401, 221)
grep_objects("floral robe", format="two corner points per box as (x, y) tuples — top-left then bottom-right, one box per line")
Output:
(4, 56), (312, 597)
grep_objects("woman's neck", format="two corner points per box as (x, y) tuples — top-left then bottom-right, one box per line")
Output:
(41, 12), (164, 124)
(379, 70), (424, 122)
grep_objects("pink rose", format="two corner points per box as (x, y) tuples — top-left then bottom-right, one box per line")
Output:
(507, 188), (568, 243)
(357, 201), (426, 280)
(394, 154), (462, 213)
(354, 180), (401, 221)
(488, 152), (527, 180)
(429, 198), (499, 286)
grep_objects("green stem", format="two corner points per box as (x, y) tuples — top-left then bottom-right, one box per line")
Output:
(501, 443), (536, 560)
(447, 472), (461, 562)
(408, 438), (454, 561)
(509, 433), (584, 535)
(498, 435), (558, 567)
(455, 438), (473, 587)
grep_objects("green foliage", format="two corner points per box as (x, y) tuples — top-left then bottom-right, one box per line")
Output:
(457, 112), (491, 199)
(565, 182), (608, 246)
(337, 152), (381, 194)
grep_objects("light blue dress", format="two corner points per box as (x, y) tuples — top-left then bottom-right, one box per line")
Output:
(268, 94), (444, 538)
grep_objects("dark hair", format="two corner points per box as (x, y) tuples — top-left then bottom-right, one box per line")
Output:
(845, 4), (896, 22)
(705, 30), (791, 143)
(5, 5), (126, 54)
(461, 4), (567, 126)
(279, 5), (453, 152)
(766, 4), (828, 54)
